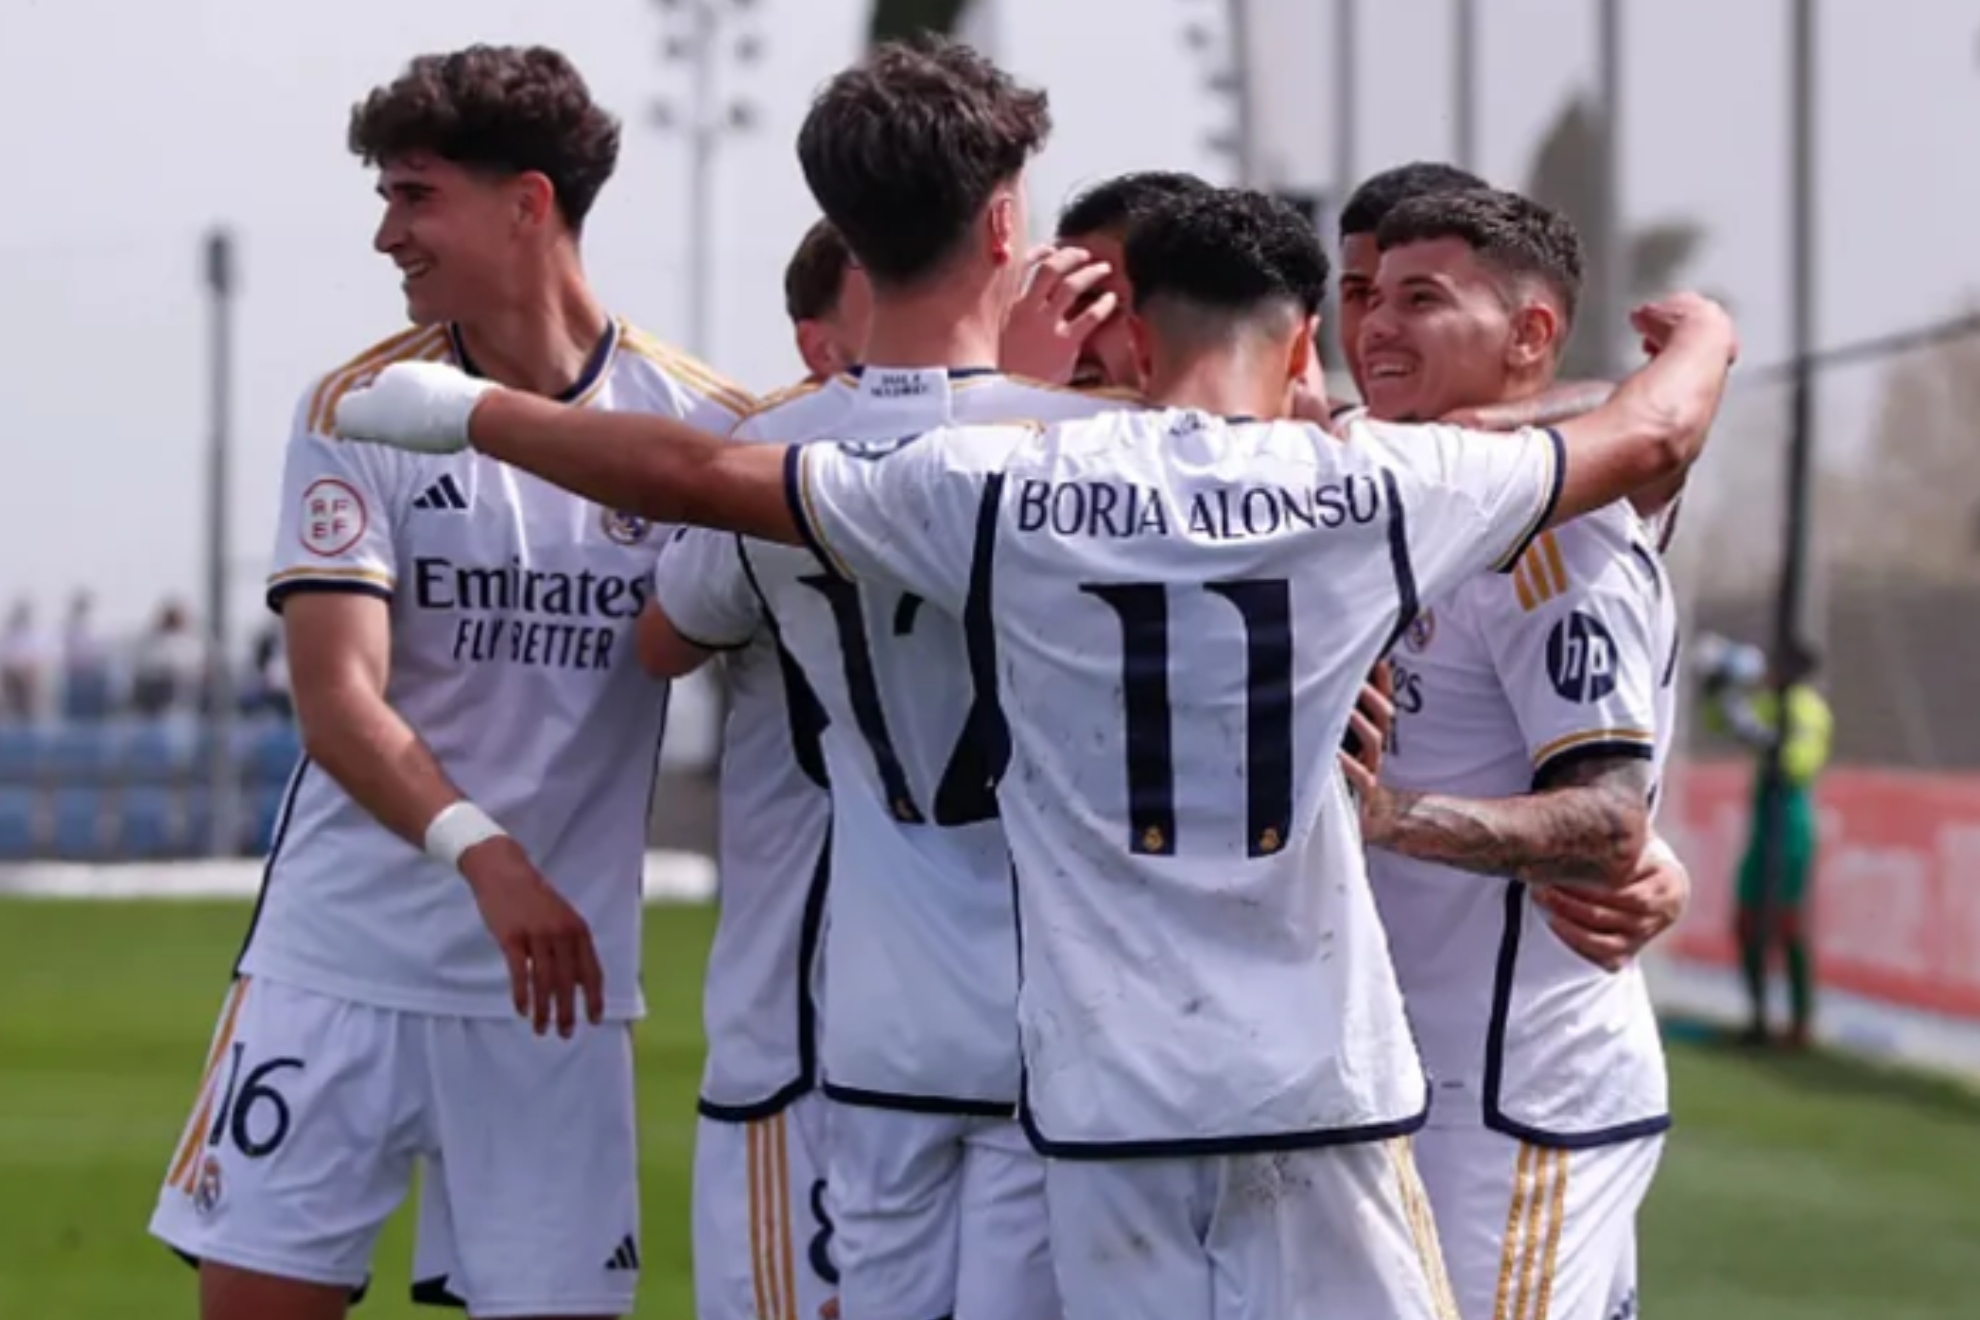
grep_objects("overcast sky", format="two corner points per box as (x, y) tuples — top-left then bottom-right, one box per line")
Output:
(2, 0), (1976, 634)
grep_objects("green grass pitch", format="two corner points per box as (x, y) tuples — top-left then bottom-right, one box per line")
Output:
(1, 899), (1974, 1318)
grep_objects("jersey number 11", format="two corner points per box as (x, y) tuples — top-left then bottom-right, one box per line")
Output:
(1082, 579), (1293, 859)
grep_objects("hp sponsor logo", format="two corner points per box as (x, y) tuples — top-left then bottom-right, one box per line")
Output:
(1546, 610), (1618, 703)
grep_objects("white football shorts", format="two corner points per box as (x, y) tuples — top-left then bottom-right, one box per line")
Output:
(1413, 1125), (1663, 1320)
(692, 1092), (838, 1320)
(1043, 1137), (1459, 1320)
(826, 1102), (1056, 1320)
(148, 975), (641, 1318)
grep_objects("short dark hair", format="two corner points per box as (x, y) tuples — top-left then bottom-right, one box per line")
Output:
(784, 219), (855, 323)
(1338, 161), (1487, 238)
(1126, 188), (1330, 323)
(348, 45), (621, 232)
(1375, 187), (1585, 328)
(797, 37), (1051, 286)
(1055, 171), (1216, 242)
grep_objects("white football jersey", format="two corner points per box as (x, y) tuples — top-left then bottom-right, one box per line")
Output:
(650, 495), (832, 1118)
(239, 319), (750, 1020)
(1372, 500), (1677, 1144)
(731, 366), (1135, 1113)
(789, 408), (1566, 1153)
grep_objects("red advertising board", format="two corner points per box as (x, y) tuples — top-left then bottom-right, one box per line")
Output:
(1665, 762), (1980, 1023)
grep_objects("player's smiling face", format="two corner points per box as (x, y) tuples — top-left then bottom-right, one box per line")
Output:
(1358, 237), (1520, 422)
(372, 153), (526, 326)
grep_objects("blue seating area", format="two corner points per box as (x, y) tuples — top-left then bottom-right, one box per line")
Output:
(0, 717), (302, 862)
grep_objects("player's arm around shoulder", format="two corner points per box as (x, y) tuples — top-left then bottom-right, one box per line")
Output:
(337, 338), (794, 544)
(1352, 515), (1655, 891)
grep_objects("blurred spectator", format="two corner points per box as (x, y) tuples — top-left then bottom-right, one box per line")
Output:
(59, 590), (114, 720)
(1698, 634), (1834, 1050)
(130, 600), (207, 718)
(247, 623), (293, 719)
(1, 598), (51, 721)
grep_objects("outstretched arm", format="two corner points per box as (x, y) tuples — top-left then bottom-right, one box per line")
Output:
(1443, 380), (1615, 432)
(1446, 379), (1687, 524)
(469, 391), (798, 543)
(1348, 754), (1652, 890)
(333, 364), (801, 543)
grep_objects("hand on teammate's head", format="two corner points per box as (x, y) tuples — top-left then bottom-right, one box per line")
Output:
(999, 244), (1120, 385)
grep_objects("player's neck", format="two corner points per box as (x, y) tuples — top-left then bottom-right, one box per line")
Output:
(1145, 355), (1286, 422)
(1489, 367), (1555, 408)
(452, 263), (611, 399)
(858, 275), (1002, 373)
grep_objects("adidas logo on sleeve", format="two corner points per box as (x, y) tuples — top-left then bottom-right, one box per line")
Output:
(411, 474), (469, 511)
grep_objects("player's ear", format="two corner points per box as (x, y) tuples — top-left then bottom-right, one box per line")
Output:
(986, 188), (1020, 269)
(1287, 314), (1319, 385)
(794, 320), (838, 382)
(1128, 312), (1156, 385)
(513, 171), (559, 234)
(1508, 298), (1562, 372)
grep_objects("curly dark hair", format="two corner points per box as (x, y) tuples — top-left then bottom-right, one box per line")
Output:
(1375, 187), (1584, 328)
(1126, 188), (1330, 321)
(1055, 171), (1215, 243)
(797, 36), (1050, 286)
(784, 219), (856, 323)
(1338, 161), (1487, 239)
(348, 45), (621, 233)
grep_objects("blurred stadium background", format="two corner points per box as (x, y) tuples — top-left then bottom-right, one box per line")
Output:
(2, 0), (1977, 1315)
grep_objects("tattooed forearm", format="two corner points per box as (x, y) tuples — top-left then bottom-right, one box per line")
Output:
(1367, 754), (1652, 888)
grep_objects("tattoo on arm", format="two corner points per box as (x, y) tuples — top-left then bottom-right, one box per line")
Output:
(1372, 754), (1652, 887)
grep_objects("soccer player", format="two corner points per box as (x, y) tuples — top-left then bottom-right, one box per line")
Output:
(1344, 187), (1682, 1320)
(147, 45), (750, 1320)
(632, 223), (859, 1320)
(784, 217), (873, 382)
(1341, 163), (1694, 962)
(630, 38), (1127, 1320)
(332, 184), (1738, 1319)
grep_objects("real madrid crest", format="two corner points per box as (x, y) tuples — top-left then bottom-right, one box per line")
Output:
(600, 508), (652, 546)
(1404, 609), (1436, 653)
(194, 1155), (224, 1217)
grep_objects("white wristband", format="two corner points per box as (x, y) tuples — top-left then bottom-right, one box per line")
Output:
(424, 801), (506, 870)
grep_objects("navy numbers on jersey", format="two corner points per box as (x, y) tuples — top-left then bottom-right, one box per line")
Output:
(1082, 579), (1295, 857)
(807, 1177), (841, 1286)
(800, 573), (923, 821)
(206, 1043), (304, 1160)
(797, 573), (1000, 827)
(1546, 610), (1619, 703)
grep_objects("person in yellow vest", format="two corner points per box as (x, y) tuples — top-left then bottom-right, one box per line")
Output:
(1703, 637), (1833, 1048)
